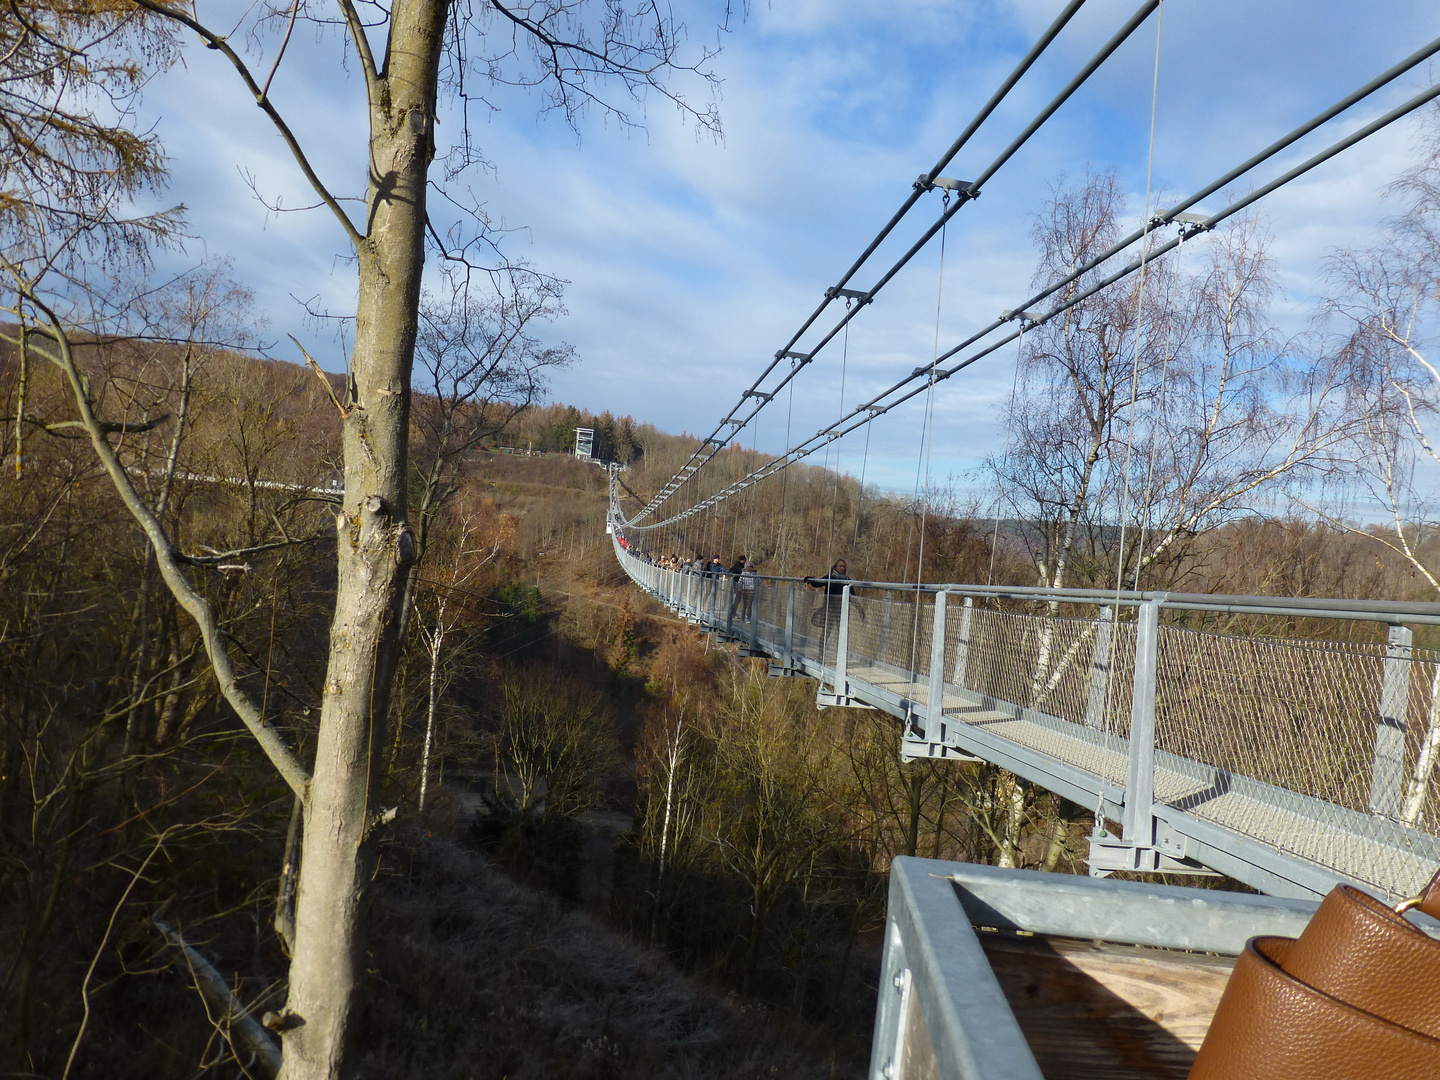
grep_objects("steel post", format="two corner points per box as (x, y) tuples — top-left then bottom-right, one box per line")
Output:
(835, 585), (852, 696)
(1122, 600), (1159, 846)
(1084, 606), (1115, 730)
(784, 581), (795, 670)
(1371, 623), (1413, 816)
(927, 591), (948, 726)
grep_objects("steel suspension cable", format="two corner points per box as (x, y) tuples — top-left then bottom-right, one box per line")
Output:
(906, 209), (949, 683)
(1131, 269), (1179, 591)
(646, 67), (1440, 531)
(987, 322), (1027, 586)
(627, 0), (1154, 526)
(852, 420), (872, 552)
(777, 363), (797, 575)
(1110, 0), (1166, 600)
(824, 310), (853, 575)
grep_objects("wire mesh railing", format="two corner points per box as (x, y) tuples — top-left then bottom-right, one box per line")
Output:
(610, 534), (1440, 900)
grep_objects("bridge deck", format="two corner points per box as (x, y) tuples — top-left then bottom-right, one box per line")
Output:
(622, 553), (1440, 901)
(845, 663), (1437, 899)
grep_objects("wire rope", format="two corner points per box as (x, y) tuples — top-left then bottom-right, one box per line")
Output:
(1109, 0), (1165, 603)
(628, 0), (1158, 526)
(905, 204), (950, 684)
(987, 322), (1027, 586)
(824, 308), (853, 575)
(744, 384), (759, 562)
(852, 420), (872, 552)
(640, 64), (1440, 536)
(1098, 0), (1164, 737)
(1131, 261), (1180, 590)
(777, 363), (797, 575)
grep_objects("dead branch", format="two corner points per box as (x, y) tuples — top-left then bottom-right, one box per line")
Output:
(289, 335), (350, 418)
(153, 917), (282, 1078)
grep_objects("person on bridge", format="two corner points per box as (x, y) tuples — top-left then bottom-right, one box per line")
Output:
(726, 554), (747, 623)
(705, 556), (724, 610)
(805, 559), (864, 657)
(738, 560), (758, 621)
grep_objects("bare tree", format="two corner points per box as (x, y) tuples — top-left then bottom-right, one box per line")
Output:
(403, 271), (575, 628)
(412, 501), (514, 809)
(1318, 107), (1440, 826)
(991, 173), (1353, 596)
(989, 171), (1184, 593)
(1115, 213), (1356, 587)
(1322, 113), (1440, 594)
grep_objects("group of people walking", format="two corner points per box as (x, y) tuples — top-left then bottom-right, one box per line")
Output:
(632, 550), (760, 621)
(625, 545), (862, 646)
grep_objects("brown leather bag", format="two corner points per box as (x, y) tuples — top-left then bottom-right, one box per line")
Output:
(1188, 869), (1440, 1079)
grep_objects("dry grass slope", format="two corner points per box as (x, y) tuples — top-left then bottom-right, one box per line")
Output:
(358, 821), (862, 1080)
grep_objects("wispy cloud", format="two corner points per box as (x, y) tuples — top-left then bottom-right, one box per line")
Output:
(138, 0), (1440, 494)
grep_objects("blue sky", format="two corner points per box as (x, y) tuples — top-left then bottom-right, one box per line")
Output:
(141, 0), (1440, 497)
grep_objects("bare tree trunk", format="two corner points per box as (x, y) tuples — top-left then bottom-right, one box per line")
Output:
(275, 796), (303, 955)
(997, 776), (1026, 869)
(651, 709), (685, 944)
(418, 602), (445, 811)
(277, 5), (438, 1072)
(1403, 665), (1440, 827)
(905, 769), (923, 858)
(1042, 805), (1069, 872)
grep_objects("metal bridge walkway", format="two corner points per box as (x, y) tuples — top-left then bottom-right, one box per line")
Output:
(611, 534), (1440, 903)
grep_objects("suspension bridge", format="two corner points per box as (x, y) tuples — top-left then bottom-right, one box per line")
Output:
(598, 0), (1440, 911)
(609, 533), (1440, 903)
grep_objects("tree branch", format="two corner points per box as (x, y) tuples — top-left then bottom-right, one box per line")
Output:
(177, 533), (330, 567)
(3, 412), (171, 437)
(5, 268), (311, 802)
(126, 0), (365, 251)
(154, 917), (281, 1078)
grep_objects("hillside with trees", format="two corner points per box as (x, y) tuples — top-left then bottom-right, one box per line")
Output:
(6, 321), (1440, 1077)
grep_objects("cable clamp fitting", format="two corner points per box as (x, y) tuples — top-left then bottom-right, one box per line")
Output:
(825, 286), (871, 305)
(1001, 309), (1042, 327)
(914, 175), (975, 195)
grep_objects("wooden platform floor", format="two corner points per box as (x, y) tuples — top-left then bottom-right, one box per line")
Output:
(978, 931), (1234, 1080)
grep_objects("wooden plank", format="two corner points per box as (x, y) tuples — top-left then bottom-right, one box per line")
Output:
(977, 931), (1233, 1080)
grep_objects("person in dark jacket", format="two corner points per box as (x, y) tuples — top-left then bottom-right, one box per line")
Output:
(726, 554), (747, 622)
(805, 559), (863, 657)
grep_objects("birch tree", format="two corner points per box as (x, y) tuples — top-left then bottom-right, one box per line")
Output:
(992, 173), (1353, 596)
(412, 501), (513, 809)
(1321, 107), (1440, 827)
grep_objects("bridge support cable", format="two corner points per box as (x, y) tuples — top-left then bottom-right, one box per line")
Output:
(634, 65), (1440, 536)
(627, 34), (1440, 537)
(609, 519), (1440, 901)
(628, 0), (1169, 528)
